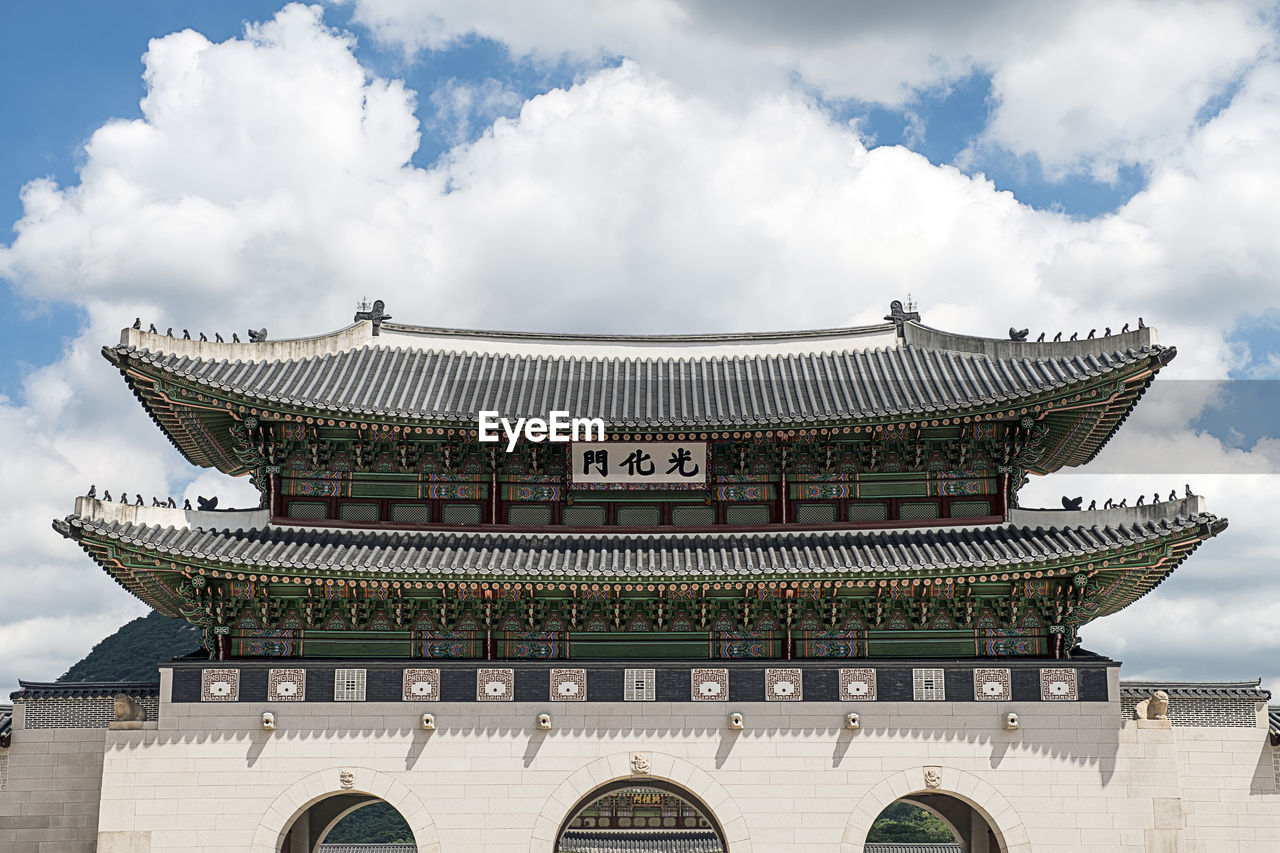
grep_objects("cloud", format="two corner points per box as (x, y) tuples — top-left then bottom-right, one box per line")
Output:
(340, 0), (1273, 179)
(2, 3), (1280, 695)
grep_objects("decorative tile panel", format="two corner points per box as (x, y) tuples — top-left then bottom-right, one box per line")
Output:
(268, 668), (305, 702)
(334, 668), (367, 702)
(691, 668), (729, 701)
(477, 668), (514, 701)
(765, 668), (802, 701)
(200, 668), (239, 702)
(912, 668), (945, 701)
(402, 668), (440, 701)
(974, 668), (1012, 701)
(840, 668), (877, 701)
(550, 668), (587, 701)
(624, 668), (656, 701)
(1040, 668), (1078, 701)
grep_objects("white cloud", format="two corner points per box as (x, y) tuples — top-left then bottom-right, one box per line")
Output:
(2, 3), (1280, 695)
(340, 0), (1273, 179)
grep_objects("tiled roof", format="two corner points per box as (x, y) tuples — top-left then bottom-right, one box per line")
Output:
(1268, 707), (1279, 745)
(108, 338), (1165, 428)
(0, 705), (11, 744)
(1119, 681), (1271, 701)
(557, 833), (724, 853)
(10, 681), (162, 702)
(55, 504), (1221, 581)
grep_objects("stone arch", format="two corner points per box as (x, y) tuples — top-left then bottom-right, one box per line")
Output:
(840, 766), (1030, 853)
(529, 752), (752, 853)
(250, 766), (440, 853)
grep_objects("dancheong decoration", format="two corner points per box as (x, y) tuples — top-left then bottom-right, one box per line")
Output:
(55, 302), (1225, 661)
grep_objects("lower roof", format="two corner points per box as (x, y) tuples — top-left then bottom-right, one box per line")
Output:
(56, 498), (1221, 581)
(1119, 681), (1271, 701)
(10, 681), (162, 701)
(54, 497), (1224, 628)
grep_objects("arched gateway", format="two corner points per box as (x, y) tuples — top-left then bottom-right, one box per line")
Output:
(556, 781), (726, 853)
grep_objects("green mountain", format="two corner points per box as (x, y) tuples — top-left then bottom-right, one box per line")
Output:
(58, 611), (200, 683)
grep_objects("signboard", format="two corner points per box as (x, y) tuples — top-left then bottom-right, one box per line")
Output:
(570, 441), (707, 488)
(630, 791), (665, 806)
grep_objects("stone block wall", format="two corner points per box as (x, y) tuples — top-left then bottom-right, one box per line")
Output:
(4, 665), (1280, 853)
(84, 693), (1280, 852)
(0, 705), (106, 853)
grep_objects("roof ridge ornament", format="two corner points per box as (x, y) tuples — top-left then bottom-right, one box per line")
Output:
(883, 299), (920, 336)
(355, 298), (392, 336)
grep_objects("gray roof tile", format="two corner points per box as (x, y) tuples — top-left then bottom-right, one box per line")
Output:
(58, 511), (1217, 581)
(113, 342), (1163, 427)
(1119, 681), (1270, 701)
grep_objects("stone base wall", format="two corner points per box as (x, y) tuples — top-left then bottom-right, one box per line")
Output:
(3, 674), (1279, 853)
(0, 706), (105, 853)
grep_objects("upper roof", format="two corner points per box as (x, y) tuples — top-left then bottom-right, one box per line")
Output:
(104, 305), (1171, 475)
(0, 705), (11, 744)
(1269, 706), (1279, 745)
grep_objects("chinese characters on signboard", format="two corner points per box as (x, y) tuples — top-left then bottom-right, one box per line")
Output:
(570, 441), (707, 487)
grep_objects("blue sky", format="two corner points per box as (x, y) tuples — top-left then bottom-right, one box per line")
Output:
(0, 1), (1157, 395)
(1, 1), (1279, 696)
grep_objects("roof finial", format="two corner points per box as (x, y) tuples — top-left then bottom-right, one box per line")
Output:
(1009, 327), (1029, 341)
(883, 299), (920, 336)
(355, 299), (392, 336)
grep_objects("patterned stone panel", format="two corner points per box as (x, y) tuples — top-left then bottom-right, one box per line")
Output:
(1040, 668), (1078, 701)
(201, 668), (239, 702)
(974, 668), (1012, 701)
(691, 668), (729, 701)
(477, 668), (514, 702)
(23, 697), (160, 728)
(402, 668), (440, 701)
(840, 668), (877, 701)
(550, 668), (587, 701)
(624, 668), (656, 701)
(765, 668), (802, 702)
(267, 669), (306, 702)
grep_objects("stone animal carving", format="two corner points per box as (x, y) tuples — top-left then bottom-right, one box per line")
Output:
(112, 694), (147, 722)
(630, 752), (651, 775)
(1009, 327), (1029, 341)
(1133, 690), (1170, 720)
(248, 328), (268, 342)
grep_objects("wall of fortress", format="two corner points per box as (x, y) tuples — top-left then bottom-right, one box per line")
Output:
(2, 666), (1278, 853)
